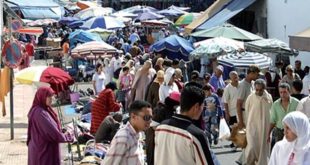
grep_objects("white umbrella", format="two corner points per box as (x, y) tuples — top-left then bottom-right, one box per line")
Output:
(75, 7), (114, 19)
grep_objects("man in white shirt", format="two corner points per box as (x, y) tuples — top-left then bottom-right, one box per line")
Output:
(223, 71), (239, 125)
(301, 70), (310, 95)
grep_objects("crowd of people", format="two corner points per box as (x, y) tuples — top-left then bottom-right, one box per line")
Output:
(22, 16), (310, 165)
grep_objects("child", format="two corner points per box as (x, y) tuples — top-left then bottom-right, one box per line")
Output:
(118, 66), (133, 112)
(202, 84), (223, 145)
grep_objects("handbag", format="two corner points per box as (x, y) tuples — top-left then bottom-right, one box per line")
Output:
(229, 123), (247, 148)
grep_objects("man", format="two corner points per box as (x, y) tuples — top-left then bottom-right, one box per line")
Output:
(294, 60), (305, 79)
(296, 93), (310, 118)
(244, 79), (273, 165)
(155, 84), (218, 165)
(267, 83), (299, 147)
(209, 65), (226, 91)
(95, 112), (122, 143)
(223, 71), (239, 125)
(235, 65), (260, 164)
(291, 79), (307, 100)
(102, 100), (152, 165)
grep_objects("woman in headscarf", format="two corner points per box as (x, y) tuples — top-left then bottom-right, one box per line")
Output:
(158, 67), (179, 102)
(269, 111), (310, 165)
(131, 60), (156, 102)
(90, 82), (121, 134)
(281, 65), (301, 90)
(27, 87), (73, 165)
(154, 57), (164, 72)
(146, 70), (165, 108)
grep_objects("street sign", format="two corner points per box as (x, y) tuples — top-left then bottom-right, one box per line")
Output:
(1, 40), (22, 69)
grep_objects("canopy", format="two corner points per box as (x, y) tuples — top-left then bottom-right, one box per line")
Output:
(71, 41), (118, 59)
(289, 27), (310, 52)
(6, 0), (62, 20)
(87, 28), (114, 41)
(196, 0), (256, 30)
(218, 52), (272, 69)
(27, 19), (57, 27)
(74, 7), (115, 20)
(185, 0), (231, 34)
(69, 30), (102, 48)
(112, 11), (138, 18)
(80, 16), (125, 30)
(191, 23), (262, 41)
(149, 35), (194, 61)
(18, 27), (44, 35)
(119, 5), (157, 14)
(135, 12), (165, 21)
(246, 38), (298, 55)
(59, 17), (80, 25)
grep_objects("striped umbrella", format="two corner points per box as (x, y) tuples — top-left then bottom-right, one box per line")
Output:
(218, 52), (272, 69)
(71, 41), (119, 59)
(80, 16), (125, 30)
(175, 13), (201, 26)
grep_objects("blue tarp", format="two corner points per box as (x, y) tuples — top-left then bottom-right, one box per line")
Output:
(196, 0), (256, 30)
(21, 8), (59, 20)
(69, 30), (102, 49)
(6, 0), (62, 20)
(149, 35), (194, 61)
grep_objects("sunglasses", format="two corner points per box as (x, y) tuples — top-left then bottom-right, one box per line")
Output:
(135, 114), (153, 122)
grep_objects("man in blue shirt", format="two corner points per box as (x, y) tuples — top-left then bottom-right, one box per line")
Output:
(210, 65), (226, 91)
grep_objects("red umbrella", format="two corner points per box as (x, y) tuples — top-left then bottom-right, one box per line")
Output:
(40, 67), (75, 94)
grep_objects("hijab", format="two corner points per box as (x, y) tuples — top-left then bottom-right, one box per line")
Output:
(154, 70), (164, 84)
(282, 111), (310, 164)
(28, 87), (61, 130)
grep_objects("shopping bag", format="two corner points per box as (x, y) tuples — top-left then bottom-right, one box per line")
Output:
(219, 118), (231, 140)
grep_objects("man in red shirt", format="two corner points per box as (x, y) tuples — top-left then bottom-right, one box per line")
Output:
(25, 41), (35, 64)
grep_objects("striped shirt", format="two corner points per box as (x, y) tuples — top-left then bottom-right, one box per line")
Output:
(155, 114), (217, 165)
(102, 122), (144, 165)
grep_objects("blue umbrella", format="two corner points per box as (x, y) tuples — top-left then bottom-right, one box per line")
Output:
(80, 16), (125, 30)
(149, 35), (194, 61)
(135, 12), (165, 21)
(69, 30), (102, 49)
(68, 20), (84, 28)
(59, 17), (79, 25)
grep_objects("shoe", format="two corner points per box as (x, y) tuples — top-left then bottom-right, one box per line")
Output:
(231, 146), (237, 152)
(235, 161), (242, 165)
(214, 139), (218, 145)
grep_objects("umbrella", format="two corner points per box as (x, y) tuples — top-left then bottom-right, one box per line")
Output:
(59, 17), (80, 25)
(75, 7), (115, 20)
(175, 13), (201, 26)
(158, 6), (187, 17)
(135, 12), (165, 21)
(120, 5), (157, 14)
(80, 16), (125, 30)
(112, 11), (138, 18)
(149, 35), (194, 61)
(246, 38), (298, 55)
(191, 37), (244, 58)
(15, 66), (74, 94)
(218, 52), (272, 69)
(68, 20), (84, 28)
(87, 28), (114, 41)
(69, 30), (102, 49)
(71, 41), (119, 59)
(191, 23), (263, 41)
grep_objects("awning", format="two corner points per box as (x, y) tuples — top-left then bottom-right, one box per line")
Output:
(185, 0), (231, 34)
(196, 0), (256, 31)
(289, 27), (310, 52)
(21, 8), (59, 20)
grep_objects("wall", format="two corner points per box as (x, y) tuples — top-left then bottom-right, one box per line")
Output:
(267, 0), (310, 67)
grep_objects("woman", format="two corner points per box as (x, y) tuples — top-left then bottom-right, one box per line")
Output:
(92, 63), (106, 95)
(131, 60), (156, 101)
(27, 87), (73, 165)
(154, 57), (164, 72)
(146, 70), (165, 108)
(90, 82), (121, 134)
(269, 111), (310, 165)
(281, 65), (301, 89)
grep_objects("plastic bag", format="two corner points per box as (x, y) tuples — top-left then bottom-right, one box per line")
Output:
(219, 118), (231, 140)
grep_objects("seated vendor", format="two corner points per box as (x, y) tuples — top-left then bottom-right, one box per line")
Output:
(95, 112), (123, 143)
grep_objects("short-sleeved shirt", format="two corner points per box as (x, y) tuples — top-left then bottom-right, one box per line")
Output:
(270, 97), (299, 129)
(223, 83), (239, 116)
(237, 79), (254, 109)
(92, 72), (106, 94)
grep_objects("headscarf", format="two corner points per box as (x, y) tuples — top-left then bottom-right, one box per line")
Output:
(282, 111), (310, 164)
(28, 87), (61, 130)
(154, 70), (164, 84)
(164, 67), (175, 85)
